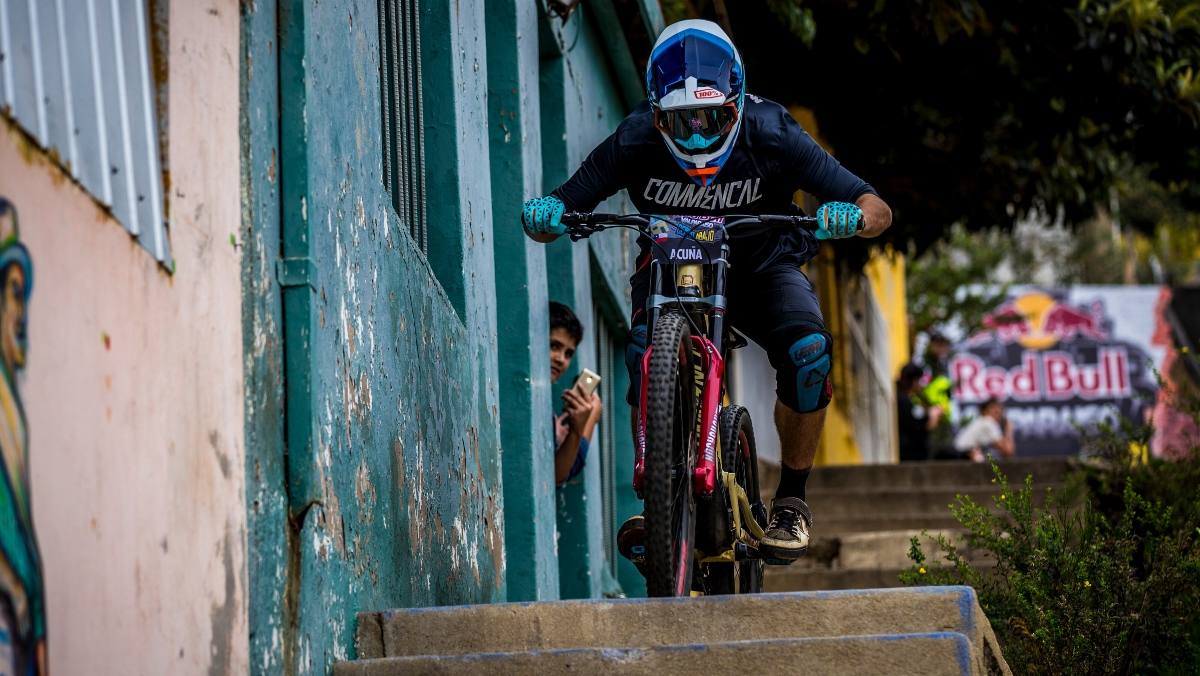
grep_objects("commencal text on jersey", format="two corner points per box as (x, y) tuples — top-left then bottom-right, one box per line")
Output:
(641, 178), (764, 211)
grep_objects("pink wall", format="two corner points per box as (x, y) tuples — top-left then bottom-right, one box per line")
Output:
(0, 0), (247, 672)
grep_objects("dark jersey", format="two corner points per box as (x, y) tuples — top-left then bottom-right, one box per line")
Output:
(551, 95), (875, 223)
(898, 395), (931, 461)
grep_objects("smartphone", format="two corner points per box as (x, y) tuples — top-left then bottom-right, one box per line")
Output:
(575, 368), (601, 396)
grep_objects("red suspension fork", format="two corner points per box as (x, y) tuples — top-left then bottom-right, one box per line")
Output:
(633, 346), (653, 497)
(693, 336), (723, 496)
(632, 335), (724, 498)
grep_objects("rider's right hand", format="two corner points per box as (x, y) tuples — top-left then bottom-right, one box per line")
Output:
(522, 195), (566, 237)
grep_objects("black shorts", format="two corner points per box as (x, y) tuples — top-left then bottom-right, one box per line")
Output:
(624, 228), (827, 411)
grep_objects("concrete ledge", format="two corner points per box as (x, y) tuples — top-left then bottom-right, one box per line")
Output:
(353, 586), (1009, 675)
(334, 633), (978, 676)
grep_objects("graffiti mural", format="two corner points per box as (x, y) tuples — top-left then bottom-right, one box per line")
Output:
(0, 198), (44, 675)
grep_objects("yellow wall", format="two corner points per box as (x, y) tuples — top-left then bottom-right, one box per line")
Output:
(863, 245), (910, 379)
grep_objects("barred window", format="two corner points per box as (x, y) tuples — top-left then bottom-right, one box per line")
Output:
(378, 0), (427, 251)
(594, 308), (619, 581)
(0, 0), (170, 264)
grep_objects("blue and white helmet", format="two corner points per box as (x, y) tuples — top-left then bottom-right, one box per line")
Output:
(646, 20), (745, 187)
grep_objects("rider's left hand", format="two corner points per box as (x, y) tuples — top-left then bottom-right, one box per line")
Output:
(815, 202), (864, 240)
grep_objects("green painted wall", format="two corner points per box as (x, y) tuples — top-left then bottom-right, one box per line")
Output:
(243, 0), (649, 672)
(486, 0), (559, 602)
(241, 0), (289, 671)
(538, 6), (641, 600)
(245, 0), (506, 673)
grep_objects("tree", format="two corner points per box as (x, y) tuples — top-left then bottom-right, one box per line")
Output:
(716, 0), (1200, 255)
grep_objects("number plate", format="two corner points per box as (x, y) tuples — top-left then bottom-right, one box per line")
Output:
(648, 215), (725, 263)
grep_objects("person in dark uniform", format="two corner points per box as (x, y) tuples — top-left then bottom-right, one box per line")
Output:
(521, 20), (892, 563)
(898, 363), (943, 461)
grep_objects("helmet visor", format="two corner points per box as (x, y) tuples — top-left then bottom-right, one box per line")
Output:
(655, 103), (739, 156)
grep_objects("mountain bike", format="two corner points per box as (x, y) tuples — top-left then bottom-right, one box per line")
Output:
(561, 211), (820, 597)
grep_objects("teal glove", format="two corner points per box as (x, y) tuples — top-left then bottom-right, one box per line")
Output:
(522, 195), (566, 236)
(815, 202), (863, 240)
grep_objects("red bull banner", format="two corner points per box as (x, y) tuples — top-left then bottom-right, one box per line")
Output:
(950, 286), (1173, 457)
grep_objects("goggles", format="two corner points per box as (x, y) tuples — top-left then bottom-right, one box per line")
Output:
(654, 102), (739, 156)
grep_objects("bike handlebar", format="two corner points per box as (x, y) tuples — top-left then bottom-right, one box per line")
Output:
(559, 212), (819, 241)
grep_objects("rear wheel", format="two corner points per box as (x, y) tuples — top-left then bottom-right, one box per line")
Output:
(706, 405), (765, 594)
(643, 313), (699, 597)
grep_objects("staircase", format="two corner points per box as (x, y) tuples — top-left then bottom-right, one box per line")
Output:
(760, 459), (1074, 592)
(329, 460), (1073, 675)
(336, 586), (1010, 675)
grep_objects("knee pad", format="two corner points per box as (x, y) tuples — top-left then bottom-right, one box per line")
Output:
(624, 324), (648, 407)
(790, 333), (832, 412)
(767, 321), (833, 413)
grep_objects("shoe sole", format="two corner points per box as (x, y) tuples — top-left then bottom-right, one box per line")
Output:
(757, 541), (807, 563)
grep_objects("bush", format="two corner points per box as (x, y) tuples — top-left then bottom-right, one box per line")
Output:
(904, 355), (1200, 674)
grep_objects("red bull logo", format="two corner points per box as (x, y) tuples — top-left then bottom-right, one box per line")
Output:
(953, 348), (1132, 403)
(976, 291), (1107, 349)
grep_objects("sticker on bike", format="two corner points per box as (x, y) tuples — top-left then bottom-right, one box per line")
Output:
(649, 215), (725, 264)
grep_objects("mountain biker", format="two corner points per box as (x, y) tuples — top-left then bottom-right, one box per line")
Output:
(522, 20), (892, 565)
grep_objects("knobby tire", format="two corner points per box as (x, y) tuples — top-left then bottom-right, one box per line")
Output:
(643, 313), (698, 597)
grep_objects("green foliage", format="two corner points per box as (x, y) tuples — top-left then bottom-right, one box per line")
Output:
(906, 222), (1011, 336)
(765, 0), (816, 46)
(905, 466), (1200, 673)
(660, 0), (693, 26)
(1115, 169), (1200, 283)
(728, 0), (1200, 254)
(904, 353), (1200, 673)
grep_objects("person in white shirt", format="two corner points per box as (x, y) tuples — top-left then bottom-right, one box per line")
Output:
(954, 398), (1016, 462)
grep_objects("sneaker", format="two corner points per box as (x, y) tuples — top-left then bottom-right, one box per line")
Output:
(758, 497), (812, 563)
(617, 515), (646, 576)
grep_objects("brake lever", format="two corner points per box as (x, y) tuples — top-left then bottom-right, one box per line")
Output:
(566, 222), (606, 241)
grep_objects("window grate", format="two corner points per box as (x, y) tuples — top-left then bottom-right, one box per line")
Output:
(378, 0), (427, 251)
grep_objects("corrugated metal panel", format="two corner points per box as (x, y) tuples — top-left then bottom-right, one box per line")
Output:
(0, 0), (169, 265)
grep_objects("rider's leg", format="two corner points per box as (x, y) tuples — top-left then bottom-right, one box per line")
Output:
(752, 316), (831, 561)
(725, 253), (831, 562)
(774, 402), (824, 500)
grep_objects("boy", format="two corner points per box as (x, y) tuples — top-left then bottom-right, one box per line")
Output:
(954, 398), (1015, 462)
(549, 302), (602, 486)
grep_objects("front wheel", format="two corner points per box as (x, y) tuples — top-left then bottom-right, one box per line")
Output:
(643, 313), (699, 597)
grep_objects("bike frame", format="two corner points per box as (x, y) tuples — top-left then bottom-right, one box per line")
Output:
(633, 246), (731, 500)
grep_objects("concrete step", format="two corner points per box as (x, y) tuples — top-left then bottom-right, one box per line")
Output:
(343, 587), (1010, 675)
(765, 567), (908, 592)
(335, 633), (987, 675)
(758, 458), (1073, 496)
(817, 514), (968, 533)
(802, 483), (1062, 520)
(765, 530), (994, 593)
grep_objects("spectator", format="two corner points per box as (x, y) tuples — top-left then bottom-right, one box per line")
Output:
(919, 332), (954, 451)
(919, 332), (953, 412)
(897, 363), (944, 461)
(549, 302), (602, 486)
(953, 398), (1015, 462)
